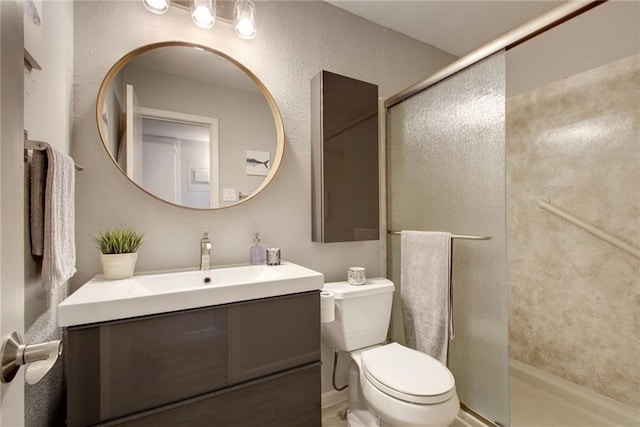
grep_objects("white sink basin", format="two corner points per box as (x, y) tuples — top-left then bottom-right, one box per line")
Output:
(136, 264), (283, 293)
(58, 262), (324, 327)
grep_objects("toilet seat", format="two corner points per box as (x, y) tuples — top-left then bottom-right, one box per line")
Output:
(361, 343), (456, 405)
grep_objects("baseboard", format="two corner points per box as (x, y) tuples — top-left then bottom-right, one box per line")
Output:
(321, 389), (348, 408)
(510, 358), (640, 425)
(454, 408), (495, 427)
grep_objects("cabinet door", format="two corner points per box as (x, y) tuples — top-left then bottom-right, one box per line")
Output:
(229, 291), (320, 382)
(66, 306), (229, 426)
(100, 363), (321, 427)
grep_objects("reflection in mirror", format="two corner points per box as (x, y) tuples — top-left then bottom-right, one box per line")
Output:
(98, 42), (284, 209)
(141, 117), (215, 207)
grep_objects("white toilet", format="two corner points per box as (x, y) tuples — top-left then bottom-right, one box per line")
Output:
(322, 278), (459, 427)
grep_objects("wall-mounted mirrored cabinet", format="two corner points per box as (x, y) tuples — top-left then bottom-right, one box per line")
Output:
(97, 42), (284, 209)
(311, 71), (379, 243)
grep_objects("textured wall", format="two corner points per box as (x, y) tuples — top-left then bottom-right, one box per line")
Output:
(71, 1), (454, 286)
(507, 54), (640, 406)
(23, 1), (74, 425)
(72, 1), (455, 396)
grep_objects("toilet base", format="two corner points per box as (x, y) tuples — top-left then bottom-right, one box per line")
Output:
(346, 408), (380, 427)
(347, 358), (378, 427)
(348, 409), (398, 427)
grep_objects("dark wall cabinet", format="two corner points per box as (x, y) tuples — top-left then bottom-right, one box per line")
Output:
(65, 292), (321, 426)
(311, 70), (380, 243)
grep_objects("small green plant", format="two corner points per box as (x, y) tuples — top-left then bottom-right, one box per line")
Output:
(93, 227), (144, 254)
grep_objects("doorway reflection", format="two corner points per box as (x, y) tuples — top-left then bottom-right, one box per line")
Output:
(142, 118), (215, 209)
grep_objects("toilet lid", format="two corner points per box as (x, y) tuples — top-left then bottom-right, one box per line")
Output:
(361, 343), (456, 404)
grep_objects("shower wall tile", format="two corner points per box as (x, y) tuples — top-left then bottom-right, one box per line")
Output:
(507, 54), (640, 407)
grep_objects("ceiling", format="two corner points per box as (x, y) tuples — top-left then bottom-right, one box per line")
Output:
(326, 1), (563, 57)
(325, 1), (640, 97)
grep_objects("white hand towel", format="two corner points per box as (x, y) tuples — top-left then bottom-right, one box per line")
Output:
(30, 145), (76, 289)
(400, 230), (452, 364)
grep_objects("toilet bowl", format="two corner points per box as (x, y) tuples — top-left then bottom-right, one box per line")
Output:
(355, 343), (459, 427)
(322, 279), (459, 427)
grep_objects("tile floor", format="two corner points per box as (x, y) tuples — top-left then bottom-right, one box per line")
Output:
(322, 401), (348, 427)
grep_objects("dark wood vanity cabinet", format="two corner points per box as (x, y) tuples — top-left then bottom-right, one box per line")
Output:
(65, 291), (321, 427)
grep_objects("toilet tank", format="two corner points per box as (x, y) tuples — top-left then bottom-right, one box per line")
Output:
(322, 278), (394, 352)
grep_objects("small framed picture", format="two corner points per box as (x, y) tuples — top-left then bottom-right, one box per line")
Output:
(246, 150), (270, 176)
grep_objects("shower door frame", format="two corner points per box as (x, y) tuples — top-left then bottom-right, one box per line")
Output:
(383, 1), (605, 111)
(378, 1), (607, 424)
(380, 1), (606, 272)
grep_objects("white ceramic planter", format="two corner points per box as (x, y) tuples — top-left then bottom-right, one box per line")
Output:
(100, 253), (138, 280)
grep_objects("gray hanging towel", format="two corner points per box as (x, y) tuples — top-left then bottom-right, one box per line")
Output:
(400, 230), (452, 365)
(30, 144), (76, 289)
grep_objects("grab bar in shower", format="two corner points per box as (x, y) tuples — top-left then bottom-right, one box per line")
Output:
(538, 199), (640, 259)
(388, 231), (491, 241)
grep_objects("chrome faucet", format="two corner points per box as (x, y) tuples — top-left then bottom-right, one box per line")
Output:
(200, 230), (212, 271)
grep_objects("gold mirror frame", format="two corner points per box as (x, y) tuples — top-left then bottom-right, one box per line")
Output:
(96, 41), (285, 210)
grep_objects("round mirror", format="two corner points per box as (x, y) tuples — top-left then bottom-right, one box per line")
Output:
(97, 42), (284, 209)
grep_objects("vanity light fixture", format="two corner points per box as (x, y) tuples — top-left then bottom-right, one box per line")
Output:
(143, 0), (170, 15)
(142, 0), (257, 39)
(233, 0), (256, 39)
(191, 0), (215, 29)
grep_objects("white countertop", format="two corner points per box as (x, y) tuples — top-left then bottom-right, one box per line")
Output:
(58, 262), (324, 327)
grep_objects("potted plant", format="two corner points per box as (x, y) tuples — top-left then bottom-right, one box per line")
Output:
(93, 227), (144, 280)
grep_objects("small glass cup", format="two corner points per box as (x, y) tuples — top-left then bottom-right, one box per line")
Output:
(266, 248), (281, 266)
(347, 267), (366, 285)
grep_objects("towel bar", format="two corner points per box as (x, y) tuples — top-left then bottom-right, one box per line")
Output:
(388, 231), (491, 241)
(24, 136), (84, 171)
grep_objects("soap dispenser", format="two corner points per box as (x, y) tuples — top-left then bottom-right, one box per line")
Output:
(250, 232), (265, 265)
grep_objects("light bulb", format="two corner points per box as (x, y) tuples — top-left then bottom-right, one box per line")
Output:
(143, 0), (170, 15)
(234, 0), (256, 39)
(191, 0), (216, 29)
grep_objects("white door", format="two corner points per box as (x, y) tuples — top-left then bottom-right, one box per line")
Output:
(143, 135), (179, 203)
(125, 84), (143, 182)
(1, 0), (26, 425)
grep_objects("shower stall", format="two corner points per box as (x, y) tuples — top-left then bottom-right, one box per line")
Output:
(384, 2), (639, 425)
(505, 30), (639, 427)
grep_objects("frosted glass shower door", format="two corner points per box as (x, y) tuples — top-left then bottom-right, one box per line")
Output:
(387, 52), (509, 425)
